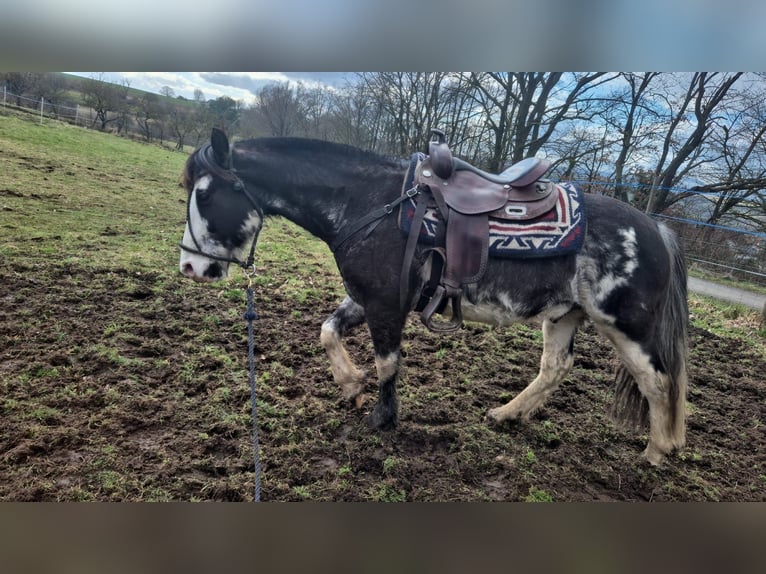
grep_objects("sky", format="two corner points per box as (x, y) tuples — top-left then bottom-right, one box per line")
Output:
(67, 72), (353, 102)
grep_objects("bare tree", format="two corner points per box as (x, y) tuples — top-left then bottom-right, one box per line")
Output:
(358, 72), (451, 156)
(81, 73), (124, 131)
(297, 83), (332, 139)
(1, 72), (42, 106)
(245, 83), (303, 137)
(463, 72), (615, 171)
(168, 106), (195, 150)
(686, 87), (766, 228)
(325, 81), (377, 149)
(644, 72), (744, 214)
(134, 92), (163, 141)
(601, 72), (663, 202)
(33, 73), (68, 111)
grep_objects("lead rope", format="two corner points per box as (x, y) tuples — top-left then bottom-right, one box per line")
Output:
(243, 265), (261, 502)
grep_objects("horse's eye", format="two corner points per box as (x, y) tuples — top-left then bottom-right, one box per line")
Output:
(196, 188), (212, 205)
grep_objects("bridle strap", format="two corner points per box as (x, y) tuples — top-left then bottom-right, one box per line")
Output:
(330, 185), (420, 251)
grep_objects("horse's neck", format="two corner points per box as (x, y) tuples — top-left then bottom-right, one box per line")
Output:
(238, 147), (399, 245)
(259, 178), (350, 244)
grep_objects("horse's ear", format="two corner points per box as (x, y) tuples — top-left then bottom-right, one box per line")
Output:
(210, 127), (230, 167)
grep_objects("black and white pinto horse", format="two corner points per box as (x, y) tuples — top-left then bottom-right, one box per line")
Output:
(179, 128), (689, 465)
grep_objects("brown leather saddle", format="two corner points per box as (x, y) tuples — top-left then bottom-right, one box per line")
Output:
(403, 129), (555, 332)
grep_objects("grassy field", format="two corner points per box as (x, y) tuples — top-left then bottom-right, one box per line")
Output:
(1, 110), (764, 501)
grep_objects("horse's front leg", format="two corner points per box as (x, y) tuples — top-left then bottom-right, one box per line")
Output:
(364, 305), (406, 431)
(320, 295), (367, 407)
(488, 309), (583, 424)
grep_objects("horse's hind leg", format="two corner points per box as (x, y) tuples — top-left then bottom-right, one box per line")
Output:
(487, 309), (584, 424)
(320, 295), (367, 406)
(600, 325), (685, 466)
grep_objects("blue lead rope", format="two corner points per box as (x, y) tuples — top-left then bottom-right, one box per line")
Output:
(244, 285), (261, 502)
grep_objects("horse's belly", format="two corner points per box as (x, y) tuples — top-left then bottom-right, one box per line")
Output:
(455, 297), (574, 327)
(460, 300), (522, 326)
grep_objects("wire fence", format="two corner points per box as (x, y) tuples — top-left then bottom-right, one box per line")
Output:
(2, 86), (98, 128)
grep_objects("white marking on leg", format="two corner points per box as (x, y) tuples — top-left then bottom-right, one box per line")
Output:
(374, 352), (399, 382)
(320, 317), (365, 402)
(488, 311), (581, 423)
(596, 324), (678, 465)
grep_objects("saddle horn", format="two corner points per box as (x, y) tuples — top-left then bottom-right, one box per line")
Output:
(428, 128), (454, 180)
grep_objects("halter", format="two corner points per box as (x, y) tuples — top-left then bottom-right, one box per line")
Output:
(179, 143), (262, 272)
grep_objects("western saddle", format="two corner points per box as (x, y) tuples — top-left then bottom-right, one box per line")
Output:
(403, 129), (555, 332)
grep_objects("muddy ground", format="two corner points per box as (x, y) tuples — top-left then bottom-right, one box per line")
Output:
(1, 256), (764, 502)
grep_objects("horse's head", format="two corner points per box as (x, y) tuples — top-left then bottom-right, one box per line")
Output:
(179, 128), (263, 282)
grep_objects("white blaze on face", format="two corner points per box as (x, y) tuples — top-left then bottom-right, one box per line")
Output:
(179, 175), (224, 280)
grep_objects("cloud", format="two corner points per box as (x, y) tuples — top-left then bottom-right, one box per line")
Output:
(198, 73), (290, 96)
(64, 72), (353, 102)
(198, 73), (351, 96)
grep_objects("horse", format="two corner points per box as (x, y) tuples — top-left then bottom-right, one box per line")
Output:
(178, 127), (689, 466)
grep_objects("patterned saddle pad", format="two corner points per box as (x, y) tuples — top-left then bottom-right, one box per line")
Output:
(398, 154), (586, 259)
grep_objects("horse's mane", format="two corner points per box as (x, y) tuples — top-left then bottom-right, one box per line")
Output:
(183, 136), (403, 190)
(182, 141), (240, 190)
(236, 137), (402, 168)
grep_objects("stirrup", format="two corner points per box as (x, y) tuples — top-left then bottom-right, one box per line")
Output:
(420, 285), (464, 333)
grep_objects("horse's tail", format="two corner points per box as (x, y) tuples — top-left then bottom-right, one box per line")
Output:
(612, 223), (689, 448)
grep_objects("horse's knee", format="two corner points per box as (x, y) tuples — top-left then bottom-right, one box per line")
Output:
(320, 317), (337, 348)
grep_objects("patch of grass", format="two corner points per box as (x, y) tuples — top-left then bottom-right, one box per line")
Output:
(87, 342), (142, 367)
(537, 420), (561, 447)
(292, 485), (312, 499)
(1, 398), (21, 413)
(0, 113), (187, 272)
(33, 366), (60, 379)
(382, 456), (400, 475)
(96, 470), (126, 495)
(369, 482), (407, 502)
(26, 405), (61, 423)
(524, 486), (554, 502)
(688, 294), (766, 358)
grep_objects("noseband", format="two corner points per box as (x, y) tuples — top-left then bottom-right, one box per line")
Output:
(179, 143), (262, 271)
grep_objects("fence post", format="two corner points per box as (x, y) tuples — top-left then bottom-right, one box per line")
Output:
(40, 97), (44, 125)
(3, 85), (5, 109)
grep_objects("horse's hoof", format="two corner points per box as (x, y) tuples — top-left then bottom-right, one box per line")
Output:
(486, 407), (508, 426)
(642, 446), (665, 467)
(486, 407), (523, 429)
(366, 406), (397, 431)
(353, 393), (367, 409)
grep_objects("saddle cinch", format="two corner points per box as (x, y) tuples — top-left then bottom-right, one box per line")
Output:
(402, 129), (555, 332)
